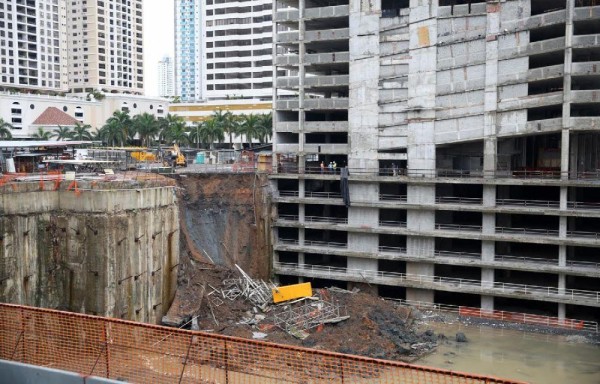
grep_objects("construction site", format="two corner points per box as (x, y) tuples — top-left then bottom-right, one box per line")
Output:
(1, 0), (600, 383)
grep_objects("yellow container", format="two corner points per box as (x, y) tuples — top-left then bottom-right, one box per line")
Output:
(272, 282), (312, 303)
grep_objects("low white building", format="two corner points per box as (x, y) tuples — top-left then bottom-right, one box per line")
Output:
(0, 92), (169, 139)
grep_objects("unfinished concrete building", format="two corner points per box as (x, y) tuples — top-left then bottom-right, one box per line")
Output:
(271, 0), (600, 323)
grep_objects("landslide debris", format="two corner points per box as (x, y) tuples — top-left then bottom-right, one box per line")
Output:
(168, 255), (438, 362)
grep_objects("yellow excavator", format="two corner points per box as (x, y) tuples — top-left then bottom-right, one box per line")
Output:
(161, 144), (187, 167)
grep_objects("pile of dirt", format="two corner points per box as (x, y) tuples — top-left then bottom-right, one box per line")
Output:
(169, 255), (438, 362)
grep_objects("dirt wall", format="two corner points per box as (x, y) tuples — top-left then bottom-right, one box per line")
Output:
(175, 173), (272, 280)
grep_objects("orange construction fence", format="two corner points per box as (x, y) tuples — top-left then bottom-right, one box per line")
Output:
(458, 306), (596, 332)
(0, 304), (526, 384)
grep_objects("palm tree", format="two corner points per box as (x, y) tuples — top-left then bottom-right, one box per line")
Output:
(188, 121), (205, 149)
(52, 125), (72, 141)
(97, 120), (126, 147)
(162, 120), (190, 146)
(32, 127), (52, 140)
(239, 114), (261, 148)
(212, 110), (238, 148)
(70, 123), (93, 140)
(158, 113), (186, 143)
(133, 113), (160, 147)
(256, 112), (273, 143)
(200, 118), (225, 149)
(0, 118), (13, 139)
(105, 110), (132, 146)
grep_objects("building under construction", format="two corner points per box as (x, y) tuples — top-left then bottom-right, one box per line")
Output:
(271, 0), (600, 323)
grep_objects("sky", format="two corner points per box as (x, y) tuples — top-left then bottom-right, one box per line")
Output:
(143, 0), (175, 97)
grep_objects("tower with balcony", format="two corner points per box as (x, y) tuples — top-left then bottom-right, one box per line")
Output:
(272, 0), (600, 325)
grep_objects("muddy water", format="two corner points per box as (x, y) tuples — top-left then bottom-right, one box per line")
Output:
(416, 322), (600, 384)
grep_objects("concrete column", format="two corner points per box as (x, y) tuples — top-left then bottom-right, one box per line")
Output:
(558, 244), (566, 267)
(298, 203), (305, 222)
(347, 0), (380, 171)
(404, 0), (438, 304)
(558, 303), (566, 321)
(559, 216), (567, 238)
(347, 184), (379, 277)
(298, 0), (306, 172)
(298, 226), (305, 246)
(561, 0), (574, 179)
(298, 179), (305, 198)
(483, 2), (499, 177)
(559, 186), (568, 210)
(481, 239), (495, 311)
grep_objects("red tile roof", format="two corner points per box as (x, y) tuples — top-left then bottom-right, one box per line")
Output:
(32, 107), (80, 126)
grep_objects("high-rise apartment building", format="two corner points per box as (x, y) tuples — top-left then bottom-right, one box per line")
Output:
(0, 0), (144, 95)
(174, 0), (202, 101)
(272, 0), (600, 324)
(174, 0), (274, 101)
(0, 0), (69, 92)
(158, 56), (175, 97)
(68, 0), (144, 94)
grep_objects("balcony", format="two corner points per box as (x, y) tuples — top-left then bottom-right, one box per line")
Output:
(276, 76), (300, 88)
(573, 34), (600, 49)
(305, 52), (349, 65)
(528, 37), (566, 56)
(305, 74), (349, 88)
(305, 5), (350, 19)
(274, 8), (299, 22)
(435, 223), (482, 233)
(304, 98), (349, 109)
(571, 90), (600, 103)
(273, 262), (600, 307)
(435, 196), (482, 205)
(275, 55), (299, 66)
(305, 28), (349, 42)
(302, 143), (348, 154)
(276, 99), (300, 110)
(276, 31), (299, 44)
(275, 121), (300, 132)
(304, 121), (348, 132)
(276, 143), (299, 153)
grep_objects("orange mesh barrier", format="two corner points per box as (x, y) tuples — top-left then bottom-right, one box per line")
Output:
(459, 306), (590, 331)
(0, 304), (525, 384)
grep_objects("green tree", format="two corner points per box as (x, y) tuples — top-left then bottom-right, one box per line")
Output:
(239, 114), (261, 148)
(256, 112), (273, 143)
(162, 120), (190, 146)
(52, 125), (72, 141)
(158, 113), (186, 143)
(32, 127), (52, 140)
(71, 123), (93, 140)
(96, 120), (126, 147)
(104, 110), (133, 146)
(203, 118), (226, 149)
(188, 121), (205, 149)
(133, 113), (160, 147)
(0, 118), (13, 139)
(212, 110), (239, 148)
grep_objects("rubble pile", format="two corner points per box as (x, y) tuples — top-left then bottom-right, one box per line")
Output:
(167, 261), (440, 362)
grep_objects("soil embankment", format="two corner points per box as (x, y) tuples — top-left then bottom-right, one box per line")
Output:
(166, 173), (439, 362)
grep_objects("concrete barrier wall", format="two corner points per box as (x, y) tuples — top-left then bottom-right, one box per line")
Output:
(0, 184), (179, 324)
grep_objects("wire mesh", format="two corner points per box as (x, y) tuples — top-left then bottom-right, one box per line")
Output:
(0, 303), (526, 384)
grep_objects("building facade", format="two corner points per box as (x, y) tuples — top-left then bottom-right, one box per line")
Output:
(67, 0), (144, 94)
(271, 0), (600, 324)
(0, 0), (69, 92)
(175, 0), (202, 101)
(174, 0), (275, 101)
(0, 0), (144, 95)
(158, 56), (175, 97)
(0, 92), (168, 138)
